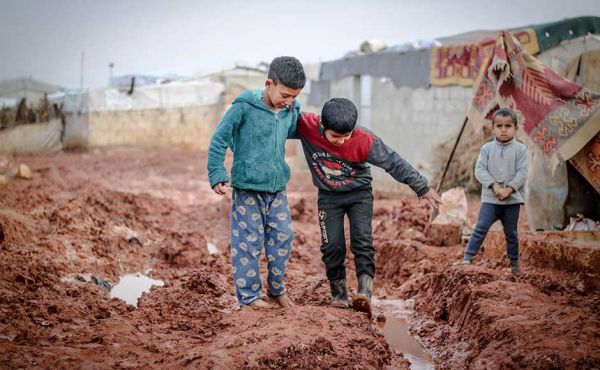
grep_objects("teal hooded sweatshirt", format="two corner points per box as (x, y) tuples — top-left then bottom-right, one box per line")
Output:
(207, 89), (300, 193)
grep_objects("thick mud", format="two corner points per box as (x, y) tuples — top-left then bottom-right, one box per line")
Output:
(0, 149), (598, 369)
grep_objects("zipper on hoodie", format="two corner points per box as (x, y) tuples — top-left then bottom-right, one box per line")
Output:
(273, 112), (279, 192)
(238, 92), (280, 192)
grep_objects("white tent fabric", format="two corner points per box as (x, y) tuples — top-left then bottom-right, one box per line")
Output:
(0, 78), (61, 102)
(60, 80), (224, 113)
(0, 97), (16, 108)
(0, 119), (62, 155)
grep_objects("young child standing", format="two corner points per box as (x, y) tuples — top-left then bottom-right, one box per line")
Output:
(207, 56), (306, 309)
(460, 108), (529, 274)
(295, 98), (441, 314)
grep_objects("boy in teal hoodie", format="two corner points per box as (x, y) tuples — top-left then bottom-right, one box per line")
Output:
(207, 56), (305, 309)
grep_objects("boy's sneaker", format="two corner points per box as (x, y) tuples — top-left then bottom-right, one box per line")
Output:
(351, 275), (373, 317)
(329, 279), (349, 308)
(510, 264), (522, 275)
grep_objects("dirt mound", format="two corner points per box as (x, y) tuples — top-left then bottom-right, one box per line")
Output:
(3, 149), (598, 369)
(0, 150), (402, 369)
(247, 336), (335, 369)
(412, 266), (600, 369)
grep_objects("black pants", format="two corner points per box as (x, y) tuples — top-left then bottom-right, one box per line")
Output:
(317, 187), (375, 281)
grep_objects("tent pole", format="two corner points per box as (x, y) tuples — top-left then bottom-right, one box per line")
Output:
(425, 115), (469, 234)
(437, 115), (469, 193)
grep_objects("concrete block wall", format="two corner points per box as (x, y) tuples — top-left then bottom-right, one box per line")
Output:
(86, 105), (221, 150)
(369, 82), (472, 192)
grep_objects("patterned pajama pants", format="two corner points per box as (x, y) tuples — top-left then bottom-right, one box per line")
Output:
(230, 188), (294, 305)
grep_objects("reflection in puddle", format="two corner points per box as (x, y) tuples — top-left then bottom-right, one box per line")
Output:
(373, 298), (434, 370)
(380, 316), (434, 369)
(110, 273), (164, 307)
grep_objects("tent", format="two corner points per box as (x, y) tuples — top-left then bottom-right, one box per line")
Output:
(0, 77), (62, 102)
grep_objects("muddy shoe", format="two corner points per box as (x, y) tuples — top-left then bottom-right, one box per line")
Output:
(351, 275), (373, 317)
(510, 264), (522, 275)
(270, 293), (295, 309)
(329, 279), (349, 308)
(247, 299), (275, 310)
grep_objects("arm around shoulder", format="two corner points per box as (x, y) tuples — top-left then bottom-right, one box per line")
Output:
(287, 103), (303, 140)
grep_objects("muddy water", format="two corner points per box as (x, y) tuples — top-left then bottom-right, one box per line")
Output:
(374, 298), (435, 369)
(109, 272), (164, 306)
(381, 316), (434, 369)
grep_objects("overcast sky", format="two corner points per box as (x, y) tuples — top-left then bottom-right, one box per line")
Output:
(0, 0), (598, 89)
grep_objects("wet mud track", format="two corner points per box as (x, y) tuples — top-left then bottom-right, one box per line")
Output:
(0, 149), (598, 369)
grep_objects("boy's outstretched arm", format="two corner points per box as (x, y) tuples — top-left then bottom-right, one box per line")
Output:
(207, 103), (244, 194)
(366, 135), (441, 208)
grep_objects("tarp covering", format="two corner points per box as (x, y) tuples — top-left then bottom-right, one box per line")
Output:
(467, 31), (600, 180)
(0, 97), (16, 108)
(315, 16), (599, 92)
(0, 78), (61, 101)
(109, 74), (180, 88)
(430, 29), (539, 87)
(429, 17), (599, 87)
(570, 132), (600, 192)
(60, 80), (224, 113)
(533, 16), (600, 53)
(0, 119), (62, 155)
(319, 49), (431, 88)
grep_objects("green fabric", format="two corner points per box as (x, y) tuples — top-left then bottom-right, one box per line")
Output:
(207, 89), (300, 192)
(532, 16), (600, 53)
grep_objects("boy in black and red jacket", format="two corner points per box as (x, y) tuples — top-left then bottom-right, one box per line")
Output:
(296, 98), (441, 314)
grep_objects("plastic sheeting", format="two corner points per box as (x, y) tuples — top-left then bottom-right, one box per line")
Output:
(318, 49), (431, 88)
(0, 97), (16, 108)
(59, 80), (225, 113)
(0, 78), (61, 101)
(0, 119), (62, 155)
(533, 16), (600, 53)
(306, 80), (330, 107)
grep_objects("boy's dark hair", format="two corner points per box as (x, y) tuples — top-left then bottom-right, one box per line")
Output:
(321, 98), (358, 134)
(268, 56), (306, 89)
(492, 108), (518, 126)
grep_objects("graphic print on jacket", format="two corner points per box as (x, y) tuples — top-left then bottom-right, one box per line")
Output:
(296, 112), (430, 195)
(312, 154), (357, 188)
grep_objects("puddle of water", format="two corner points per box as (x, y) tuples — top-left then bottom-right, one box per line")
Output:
(109, 273), (164, 307)
(373, 298), (435, 370)
(380, 316), (434, 370)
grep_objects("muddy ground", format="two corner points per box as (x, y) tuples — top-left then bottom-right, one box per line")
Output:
(0, 149), (598, 369)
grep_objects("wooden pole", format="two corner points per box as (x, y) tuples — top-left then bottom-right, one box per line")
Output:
(437, 116), (469, 193)
(425, 116), (469, 233)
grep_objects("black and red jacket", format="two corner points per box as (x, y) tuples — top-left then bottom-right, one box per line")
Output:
(295, 112), (430, 195)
